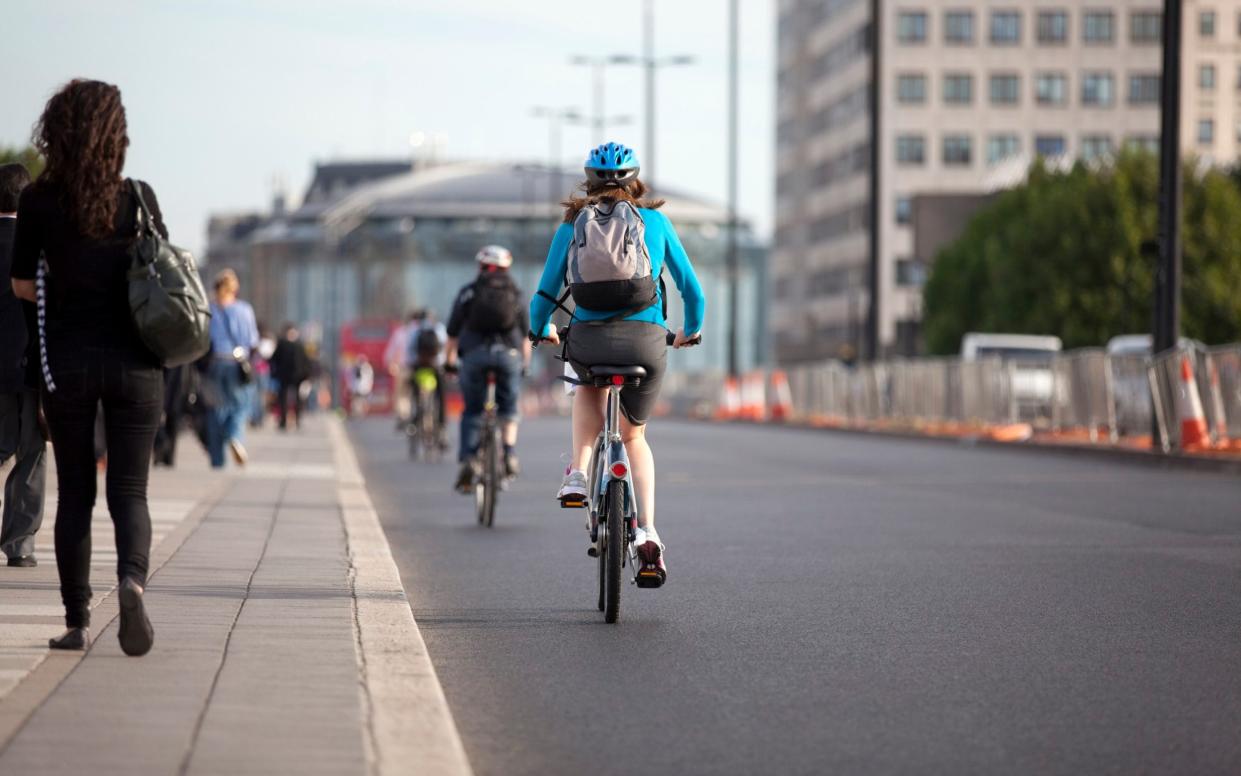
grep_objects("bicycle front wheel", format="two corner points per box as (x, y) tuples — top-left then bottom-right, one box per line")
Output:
(483, 427), (500, 528)
(603, 480), (624, 624)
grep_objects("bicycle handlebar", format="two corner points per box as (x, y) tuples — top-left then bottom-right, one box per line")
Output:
(529, 328), (701, 349)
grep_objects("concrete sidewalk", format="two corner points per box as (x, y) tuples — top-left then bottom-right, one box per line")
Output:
(0, 417), (470, 776)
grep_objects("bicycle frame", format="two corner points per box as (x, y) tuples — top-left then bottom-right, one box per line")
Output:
(588, 383), (637, 556)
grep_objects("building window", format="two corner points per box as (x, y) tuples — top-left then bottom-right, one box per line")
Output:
(898, 11), (928, 43)
(989, 73), (1021, 105)
(895, 196), (912, 225)
(945, 10), (974, 43)
(943, 134), (973, 166)
(896, 135), (926, 165)
(1035, 135), (1067, 157)
(943, 73), (973, 104)
(1036, 72), (1068, 105)
(1201, 10), (1216, 36)
(1199, 119), (1215, 145)
(1037, 10), (1069, 43)
(1083, 10), (1115, 42)
(897, 74), (928, 103)
(896, 259), (927, 287)
(1131, 11), (1162, 43)
(1200, 64), (1217, 90)
(1082, 72), (1115, 106)
(987, 134), (1021, 164)
(1081, 135), (1113, 161)
(1128, 73), (1161, 104)
(1125, 135), (1160, 153)
(990, 10), (1021, 43)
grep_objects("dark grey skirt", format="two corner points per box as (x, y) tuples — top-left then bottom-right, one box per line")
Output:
(565, 320), (667, 425)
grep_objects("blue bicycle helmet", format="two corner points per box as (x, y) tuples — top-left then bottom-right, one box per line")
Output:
(585, 142), (640, 187)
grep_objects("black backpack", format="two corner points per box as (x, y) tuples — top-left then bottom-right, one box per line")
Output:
(414, 326), (442, 358)
(467, 273), (519, 334)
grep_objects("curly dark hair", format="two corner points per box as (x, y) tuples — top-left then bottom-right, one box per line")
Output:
(32, 79), (129, 239)
(562, 177), (665, 223)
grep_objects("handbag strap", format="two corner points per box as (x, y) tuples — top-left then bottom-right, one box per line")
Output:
(36, 258), (57, 394)
(128, 179), (156, 239)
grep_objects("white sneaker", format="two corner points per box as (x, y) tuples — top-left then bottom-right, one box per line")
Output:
(557, 469), (588, 501)
(633, 525), (663, 551)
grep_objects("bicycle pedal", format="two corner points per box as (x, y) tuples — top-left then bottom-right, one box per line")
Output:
(560, 497), (587, 509)
(635, 567), (666, 588)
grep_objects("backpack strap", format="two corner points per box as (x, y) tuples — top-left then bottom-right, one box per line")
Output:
(537, 288), (575, 318)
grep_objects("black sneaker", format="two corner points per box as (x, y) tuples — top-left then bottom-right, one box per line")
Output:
(6, 555), (37, 568)
(454, 461), (478, 493)
(505, 453), (521, 478)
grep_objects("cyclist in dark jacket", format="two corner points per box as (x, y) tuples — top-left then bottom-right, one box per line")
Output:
(445, 245), (532, 492)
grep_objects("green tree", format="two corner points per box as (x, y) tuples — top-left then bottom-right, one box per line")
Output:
(923, 150), (1241, 354)
(0, 146), (44, 179)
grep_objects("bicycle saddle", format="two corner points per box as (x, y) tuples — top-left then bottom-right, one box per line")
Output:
(588, 365), (647, 379)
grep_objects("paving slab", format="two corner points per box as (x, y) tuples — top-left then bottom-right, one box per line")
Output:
(0, 418), (472, 776)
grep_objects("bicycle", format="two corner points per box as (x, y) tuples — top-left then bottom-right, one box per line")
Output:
(407, 366), (444, 463)
(536, 328), (699, 623)
(471, 368), (503, 528)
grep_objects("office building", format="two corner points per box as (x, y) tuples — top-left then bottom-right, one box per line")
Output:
(775, 0), (1241, 361)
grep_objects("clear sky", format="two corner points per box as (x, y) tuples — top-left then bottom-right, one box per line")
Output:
(4, 0), (774, 255)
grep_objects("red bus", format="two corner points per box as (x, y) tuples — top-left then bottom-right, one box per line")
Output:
(339, 318), (400, 415)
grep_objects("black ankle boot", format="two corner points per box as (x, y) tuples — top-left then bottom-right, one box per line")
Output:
(118, 577), (154, 657)
(49, 627), (90, 650)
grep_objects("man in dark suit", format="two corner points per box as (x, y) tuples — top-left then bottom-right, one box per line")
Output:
(0, 162), (45, 567)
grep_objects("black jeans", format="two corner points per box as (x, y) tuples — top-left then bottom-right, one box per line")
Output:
(43, 350), (162, 628)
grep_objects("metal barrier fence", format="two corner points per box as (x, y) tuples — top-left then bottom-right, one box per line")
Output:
(664, 341), (1241, 454)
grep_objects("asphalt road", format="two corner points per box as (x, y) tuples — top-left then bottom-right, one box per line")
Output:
(349, 416), (1241, 776)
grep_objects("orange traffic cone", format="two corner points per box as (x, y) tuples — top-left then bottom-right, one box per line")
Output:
(1177, 354), (1210, 450)
(769, 370), (793, 422)
(715, 377), (740, 420)
(741, 372), (766, 421)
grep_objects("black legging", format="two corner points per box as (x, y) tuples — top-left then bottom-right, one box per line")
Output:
(43, 351), (162, 629)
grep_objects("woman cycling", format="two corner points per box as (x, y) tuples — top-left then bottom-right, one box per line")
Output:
(10, 80), (161, 655)
(529, 142), (705, 584)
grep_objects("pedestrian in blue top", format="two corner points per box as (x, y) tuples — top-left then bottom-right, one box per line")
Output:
(530, 142), (705, 582)
(205, 268), (259, 468)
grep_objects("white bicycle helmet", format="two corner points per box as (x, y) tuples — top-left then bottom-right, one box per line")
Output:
(475, 244), (513, 268)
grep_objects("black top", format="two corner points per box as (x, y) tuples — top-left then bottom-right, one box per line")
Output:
(270, 337), (311, 384)
(446, 273), (529, 357)
(11, 179), (167, 363)
(0, 217), (36, 392)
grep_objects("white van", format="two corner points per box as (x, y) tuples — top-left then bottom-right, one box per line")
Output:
(961, 333), (1063, 419)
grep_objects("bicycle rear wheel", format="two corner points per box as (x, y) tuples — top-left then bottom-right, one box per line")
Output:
(603, 481), (624, 623)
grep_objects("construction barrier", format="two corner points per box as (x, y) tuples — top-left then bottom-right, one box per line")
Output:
(663, 341), (1241, 457)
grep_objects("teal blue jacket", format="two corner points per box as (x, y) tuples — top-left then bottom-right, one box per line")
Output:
(529, 207), (706, 337)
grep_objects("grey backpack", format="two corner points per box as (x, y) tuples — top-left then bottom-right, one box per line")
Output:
(566, 200), (658, 313)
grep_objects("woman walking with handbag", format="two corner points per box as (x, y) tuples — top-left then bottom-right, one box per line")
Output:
(204, 268), (259, 467)
(9, 80), (165, 654)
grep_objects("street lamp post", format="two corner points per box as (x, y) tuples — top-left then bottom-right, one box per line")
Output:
(531, 106), (587, 205)
(1155, 0), (1182, 357)
(726, 0), (740, 377)
(571, 55), (638, 143)
(611, 0), (694, 193)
